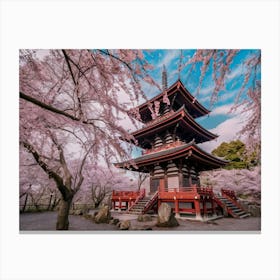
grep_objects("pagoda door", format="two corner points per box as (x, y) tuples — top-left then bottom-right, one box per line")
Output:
(150, 178), (164, 193)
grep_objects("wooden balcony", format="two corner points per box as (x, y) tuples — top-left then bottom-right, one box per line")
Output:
(158, 185), (213, 200)
(112, 189), (145, 202)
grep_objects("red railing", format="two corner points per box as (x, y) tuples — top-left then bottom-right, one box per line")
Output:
(220, 188), (248, 213)
(143, 140), (184, 155)
(143, 191), (158, 214)
(221, 188), (237, 200)
(159, 185), (213, 195)
(127, 189), (146, 212)
(112, 190), (142, 200)
(197, 186), (214, 196)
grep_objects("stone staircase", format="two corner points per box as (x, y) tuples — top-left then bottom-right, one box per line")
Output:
(215, 194), (250, 219)
(127, 197), (152, 215)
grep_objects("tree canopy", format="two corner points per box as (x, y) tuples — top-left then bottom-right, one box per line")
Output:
(211, 140), (259, 169)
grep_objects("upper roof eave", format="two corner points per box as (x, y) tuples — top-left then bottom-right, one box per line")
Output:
(136, 79), (211, 116)
(129, 105), (218, 141)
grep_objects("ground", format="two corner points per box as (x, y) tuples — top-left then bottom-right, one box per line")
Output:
(20, 211), (261, 231)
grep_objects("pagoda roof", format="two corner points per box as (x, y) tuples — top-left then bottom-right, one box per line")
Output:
(137, 79), (210, 122)
(114, 141), (228, 172)
(129, 105), (217, 145)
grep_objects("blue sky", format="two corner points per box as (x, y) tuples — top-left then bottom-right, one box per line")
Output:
(131, 49), (261, 156)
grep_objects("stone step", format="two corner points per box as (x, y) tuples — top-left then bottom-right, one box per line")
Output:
(233, 210), (244, 214)
(239, 213), (250, 218)
(224, 204), (236, 209)
(128, 211), (142, 214)
(228, 206), (239, 210)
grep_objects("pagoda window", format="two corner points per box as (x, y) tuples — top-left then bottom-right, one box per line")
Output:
(153, 164), (165, 178)
(154, 135), (163, 148)
(190, 167), (199, 185)
(151, 179), (160, 193)
(164, 131), (173, 144)
(167, 176), (179, 190)
(182, 164), (190, 187)
(166, 160), (179, 176)
(182, 176), (190, 188)
(166, 160), (179, 190)
(162, 103), (170, 115)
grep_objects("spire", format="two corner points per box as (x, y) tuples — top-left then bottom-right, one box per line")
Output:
(162, 65), (168, 91)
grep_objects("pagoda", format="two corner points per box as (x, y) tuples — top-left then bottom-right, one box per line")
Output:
(112, 68), (248, 220)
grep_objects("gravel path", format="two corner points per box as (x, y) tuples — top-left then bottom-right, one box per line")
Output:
(20, 211), (261, 232)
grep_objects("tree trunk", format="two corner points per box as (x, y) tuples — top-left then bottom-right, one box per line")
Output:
(51, 197), (60, 211)
(56, 198), (72, 230)
(47, 194), (53, 211)
(22, 193), (28, 213)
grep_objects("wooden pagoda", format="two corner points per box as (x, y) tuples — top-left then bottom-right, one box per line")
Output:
(113, 68), (250, 220)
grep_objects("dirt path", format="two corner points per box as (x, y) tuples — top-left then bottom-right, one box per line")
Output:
(20, 211), (261, 232)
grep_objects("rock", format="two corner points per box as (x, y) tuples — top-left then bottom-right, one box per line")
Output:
(81, 205), (89, 215)
(137, 214), (152, 222)
(94, 205), (111, 223)
(156, 203), (179, 227)
(83, 214), (93, 220)
(70, 209), (83, 215)
(222, 206), (228, 217)
(131, 225), (153, 230)
(239, 201), (249, 211)
(119, 220), (130, 230)
(248, 205), (261, 217)
(109, 218), (120, 225)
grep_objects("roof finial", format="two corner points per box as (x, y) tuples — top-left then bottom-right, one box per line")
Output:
(162, 65), (168, 91)
(178, 49), (183, 80)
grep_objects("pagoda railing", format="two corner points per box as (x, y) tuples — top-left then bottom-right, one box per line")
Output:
(221, 188), (237, 200)
(218, 188), (248, 214)
(143, 139), (184, 155)
(158, 184), (214, 199)
(145, 110), (174, 127)
(112, 190), (144, 201)
(197, 186), (214, 196)
(127, 188), (146, 212)
(142, 191), (159, 214)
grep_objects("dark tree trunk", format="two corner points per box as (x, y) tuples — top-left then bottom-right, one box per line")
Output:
(56, 198), (73, 230)
(47, 194), (53, 211)
(22, 193), (28, 213)
(51, 197), (60, 211)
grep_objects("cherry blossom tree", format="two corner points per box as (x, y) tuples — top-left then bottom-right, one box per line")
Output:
(200, 166), (261, 204)
(20, 149), (60, 212)
(73, 166), (135, 209)
(19, 49), (156, 229)
(179, 50), (261, 157)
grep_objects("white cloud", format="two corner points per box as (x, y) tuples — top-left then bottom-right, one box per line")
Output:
(210, 104), (234, 116)
(198, 114), (246, 153)
(199, 84), (215, 96)
(226, 63), (245, 80)
(160, 50), (180, 68)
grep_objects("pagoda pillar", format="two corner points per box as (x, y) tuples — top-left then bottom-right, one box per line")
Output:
(118, 198), (121, 212)
(211, 200), (216, 217)
(178, 160), (183, 188)
(194, 199), (202, 220)
(174, 196), (180, 218)
(188, 167), (192, 186)
(158, 199), (161, 209)
(203, 200), (207, 218)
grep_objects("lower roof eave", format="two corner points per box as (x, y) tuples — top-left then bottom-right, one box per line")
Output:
(114, 143), (228, 172)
